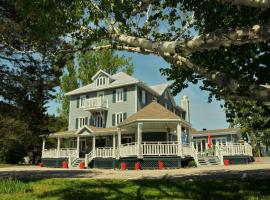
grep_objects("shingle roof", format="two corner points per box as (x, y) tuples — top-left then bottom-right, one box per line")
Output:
(65, 72), (139, 96)
(150, 83), (169, 96)
(119, 101), (181, 126)
(192, 128), (240, 135)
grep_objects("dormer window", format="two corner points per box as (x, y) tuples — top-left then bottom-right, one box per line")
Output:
(96, 76), (107, 87)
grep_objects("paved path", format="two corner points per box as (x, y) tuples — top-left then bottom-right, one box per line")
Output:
(0, 163), (269, 180)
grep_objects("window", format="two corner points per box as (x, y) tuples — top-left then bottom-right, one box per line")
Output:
(96, 76), (107, 87)
(75, 117), (88, 129)
(96, 115), (103, 128)
(112, 112), (127, 126)
(80, 95), (86, 108)
(122, 136), (132, 144)
(116, 88), (123, 102)
(141, 90), (146, 104)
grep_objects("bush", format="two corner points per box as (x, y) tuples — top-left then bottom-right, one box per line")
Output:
(187, 160), (197, 168)
(0, 178), (32, 194)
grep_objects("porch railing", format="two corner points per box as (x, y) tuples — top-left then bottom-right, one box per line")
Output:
(142, 142), (178, 156)
(182, 145), (193, 157)
(95, 147), (115, 158)
(119, 143), (138, 157)
(42, 148), (78, 158)
(84, 97), (108, 110)
(221, 143), (252, 156)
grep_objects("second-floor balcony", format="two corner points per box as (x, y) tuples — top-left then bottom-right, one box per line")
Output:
(83, 97), (109, 112)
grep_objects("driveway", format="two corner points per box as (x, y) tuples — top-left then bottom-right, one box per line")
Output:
(0, 163), (270, 180)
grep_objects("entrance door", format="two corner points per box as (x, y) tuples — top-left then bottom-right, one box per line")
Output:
(80, 139), (86, 153)
(195, 139), (207, 154)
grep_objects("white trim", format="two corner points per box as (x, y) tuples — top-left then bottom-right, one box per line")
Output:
(79, 95), (86, 108)
(116, 88), (124, 103)
(135, 85), (137, 112)
(91, 69), (113, 81)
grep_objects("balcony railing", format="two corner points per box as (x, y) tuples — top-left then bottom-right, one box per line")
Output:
(83, 97), (108, 111)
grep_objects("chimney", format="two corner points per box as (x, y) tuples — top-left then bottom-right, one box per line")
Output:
(203, 128), (207, 131)
(181, 95), (190, 123)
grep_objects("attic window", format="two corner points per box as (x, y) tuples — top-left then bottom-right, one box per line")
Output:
(96, 76), (107, 87)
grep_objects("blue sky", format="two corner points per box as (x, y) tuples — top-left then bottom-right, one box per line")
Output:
(47, 52), (229, 130)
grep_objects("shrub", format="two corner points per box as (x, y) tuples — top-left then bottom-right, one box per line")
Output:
(187, 160), (197, 168)
(0, 178), (32, 194)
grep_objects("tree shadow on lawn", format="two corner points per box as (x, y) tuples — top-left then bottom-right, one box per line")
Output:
(0, 169), (102, 181)
(35, 178), (270, 200)
(32, 168), (270, 200)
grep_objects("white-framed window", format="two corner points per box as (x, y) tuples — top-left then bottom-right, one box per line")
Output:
(116, 112), (124, 124)
(141, 90), (146, 104)
(96, 76), (107, 87)
(116, 88), (123, 102)
(212, 137), (227, 145)
(96, 115), (103, 128)
(80, 95), (86, 108)
(122, 136), (132, 144)
(78, 117), (85, 128)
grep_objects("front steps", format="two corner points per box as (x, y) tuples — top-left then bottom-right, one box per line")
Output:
(197, 155), (220, 166)
(70, 158), (85, 168)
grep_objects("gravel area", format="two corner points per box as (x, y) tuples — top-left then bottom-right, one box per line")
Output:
(0, 163), (270, 180)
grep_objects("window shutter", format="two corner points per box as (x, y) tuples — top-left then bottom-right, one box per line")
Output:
(123, 88), (127, 101)
(85, 117), (88, 125)
(123, 112), (127, 120)
(86, 95), (89, 99)
(76, 97), (80, 108)
(113, 90), (116, 103)
(145, 93), (148, 103)
(139, 90), (142, 102)
(75, 118), (78, 129)
(112, 114), (115, 126)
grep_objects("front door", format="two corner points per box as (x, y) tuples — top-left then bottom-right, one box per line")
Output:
(80, 139), (86, 153)
(194, 139), (207, 154)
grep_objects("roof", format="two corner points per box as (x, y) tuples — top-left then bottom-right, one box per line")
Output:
(119, 101), (181, 126)
(65, 72), (139, 96)
(47, 126), (117, 138)
(192, 128), (240, 136)
(91, 69), (114, 81)
(150, 83), (169, 96)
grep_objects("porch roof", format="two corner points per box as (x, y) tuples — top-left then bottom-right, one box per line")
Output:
(119, 101), (183, 127)
(192, 128), (240, 137)
(47, 126), (118, 138)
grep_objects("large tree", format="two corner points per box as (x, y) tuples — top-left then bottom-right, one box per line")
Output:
(2, 0), (270, 102)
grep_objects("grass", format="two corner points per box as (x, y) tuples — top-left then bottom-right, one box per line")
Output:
(0, 164), (14, 168)
(0, 178), (270, 200)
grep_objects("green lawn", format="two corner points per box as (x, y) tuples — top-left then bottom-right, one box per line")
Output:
(0, 164), (14, 168)
(0, 178), (269, 200)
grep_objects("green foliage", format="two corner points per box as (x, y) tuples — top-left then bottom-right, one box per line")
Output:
(187, 160), (197, 168)
(225, 101), (270, 153)
(0, 178), (32, 194)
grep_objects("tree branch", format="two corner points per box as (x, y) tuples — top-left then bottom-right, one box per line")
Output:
(221, 0), (270, 8)
(131, 0), (159, 16)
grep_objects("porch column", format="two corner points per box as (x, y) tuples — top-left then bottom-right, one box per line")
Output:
(57, 137), (61, 157)
(113, 134), (116, 158)
(77, 136), (80, 158)
(92, 135), (96, 154)
(188, 128), (192, 146)
(117, 128), (121, 157)
(177, 123), (183, 156)
(137, 123), (143, 158)
(42, 137), (46, 152)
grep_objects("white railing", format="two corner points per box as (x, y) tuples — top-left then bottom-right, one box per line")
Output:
(84, 97), (108, 110)
(215, 145), (224, 165)
(221, 143), (253, 156)
(85, 150), (94, 165)
(119, 143), (138, 157)
(95, 147), (114, 158)
(191, 144), (199, 165)
(142, 142), (178, 156)
(42, 148), (78, 158)
(182, 145), (193, 157)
